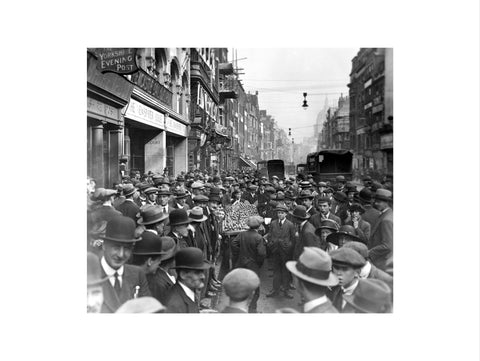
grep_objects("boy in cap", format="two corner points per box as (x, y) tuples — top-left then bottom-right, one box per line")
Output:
(344, 203), (371, 243)
(285, 247), (339, 313)
(231, 216), (267, 313)
(265, 204), (296, 299)
(328, 247), (366, 312)
(221, 268), (261, 313)
(99, 216), (151, 313)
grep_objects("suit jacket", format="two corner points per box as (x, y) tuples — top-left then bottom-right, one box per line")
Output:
(167, 231), (193, 249)
(368, 262), (393, 291)
(309, 212), (341, 229)
(164, 282), (199, 313)
(91, 205), (122, 224)
(266, 219), (296, 257)
(293, 221), (321, 260)
(100, 264), (151, 313)
(241, 192), (258, 205)
(306, 206), (318, 217)
(345, 218), (371, 244)
(231, 229), (266, 274)
(221, 306), (247, 313)
(116, 199), (140, 222)
(368, 208), (393, 271)
(148, 269), (175, 305)
(361, 205), (381, 228)
(306, 299), (338, 313)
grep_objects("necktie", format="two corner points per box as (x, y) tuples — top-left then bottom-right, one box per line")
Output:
(163, 206), (167, 213)
(114, 272), (121, 296)
(279, 220), (283, 228)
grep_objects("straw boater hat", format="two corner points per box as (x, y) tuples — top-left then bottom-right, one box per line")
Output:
(286, 247), (339, 287)
(144, 187), (159, 195)
(188, 206), (208, 222)
(343, 279), (392, 313)
(297, 190), (314, 200)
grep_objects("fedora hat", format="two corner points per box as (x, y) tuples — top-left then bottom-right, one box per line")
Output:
(174, 189), (188, 199)
(169, 209), (191, 226)
(158, 236), (177, 262)
(122, 184), (136, 197)
(343, 279), (392, 313)
(188, 206), (208, 222)
(335, 175), (346, 182)
(137, 206), (169, 225)
(116, 297), (166, 313)
(358, 188), (373, 203)
(286, 247), (339, 287)
(193, 195), (209, 203)
(87, 252), (108, 287)
(274, 204), (289, 212)
(314, 219), (340, 236)
(91, 188), (117, 202)
(326, 225), (363, 245)
(247, 216), (263, 229)
(317, 196), (332, 205)
(133, 231), (164, 255)
(330, 247), (366, 268)
(297, 190), (314, 200)
(333, 191), (348, 202)
(210, 187), (221, 195)
(223, 268), (260, 301)
(137, 182), (151, 191)
(102, 216), (141, 244)
(144, 187), (159, 195)
(157, 188), (172, 196)
(208, 195), (221, 203)
(374, 189), (392, 202)
(289, 205), (311, 221)
(172, 247), (211, 270)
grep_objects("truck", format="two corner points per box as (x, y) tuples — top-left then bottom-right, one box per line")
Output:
(305, 150), (353, 183)
(256, 159), (285, 181)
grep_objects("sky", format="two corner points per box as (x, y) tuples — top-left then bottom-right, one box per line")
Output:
(231, 48), (359, 140)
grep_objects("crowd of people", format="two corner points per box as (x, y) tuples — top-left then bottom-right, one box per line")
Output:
(87, 168), (393, 313)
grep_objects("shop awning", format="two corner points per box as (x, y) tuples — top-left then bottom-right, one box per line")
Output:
(239, 156), (256, 168)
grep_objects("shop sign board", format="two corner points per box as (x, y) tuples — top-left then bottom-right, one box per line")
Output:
(165, 116), (187, 137)
(380, 133), (393, 149)
(87, 97), (120, 121)
(94, 48), (139, 75)
(125, 98), (165, 129)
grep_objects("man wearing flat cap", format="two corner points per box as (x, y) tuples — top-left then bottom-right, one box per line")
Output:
(222, 268), (261, 313)
(89, 188), (122, 248)
(143, 187), (159, 208)
(265, 204), (296, 299)
(231, 216), (267, 313)
(328, 247), (366, 312)
(285, 247), (339, 313)
(99, 216), (151, 313)
(241, 184), (258, 205)
(343, 278), (392, 313)
(164, 248), (211, 313)
(369, 189), (393, 271)
(115, 184), (140, 222)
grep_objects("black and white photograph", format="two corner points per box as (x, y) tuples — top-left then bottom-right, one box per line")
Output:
(86, 47), (393, 314)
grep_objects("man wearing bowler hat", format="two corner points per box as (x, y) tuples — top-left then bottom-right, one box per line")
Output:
(115, 184), (140, 222)
(87, 252), (108, 313)
(164, 248), (211, 313)
(265, 204), (296, 299)
(154, 237), (178, 305)
(168, 209), (194, 249)
(99, 216), (151, 313)
(221, 268), (261, 313)
(356, 187), (380, 227)
(326, 224), (364, 249)
(297, 190), (317, 217)
(172, 189), (190, 211)
(369, 189), (393, 271)
(285, 247), (339, 313)
(290, 205), (320, 260)
(231, 216), (267, 313)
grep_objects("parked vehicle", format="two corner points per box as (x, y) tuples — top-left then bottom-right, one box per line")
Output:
(256, 159), (285, 181)
(305, 150), (353, 183)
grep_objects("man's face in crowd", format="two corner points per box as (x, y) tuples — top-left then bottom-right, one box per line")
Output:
(277, 210), (287, 221)
(302, 198), (313, 209)
(147, 193), (157, 202)
(175, 224), (190, 237)
(87, 285), (104, 313)
(103, 240), (133, 270)
(318, 202), (330, 215)
(158, 195), (170, 206)
(154, 220), (166, 235)
(333, 264), (357, 288)
(337, 235), (352, 248)
(180, 269), (206, 291)
(209, 201), (220, 211)
(320, 229), (333, 243)
(351, 210), (361, 220)
(177, 197), (186, 206)
(374, 199), (388, 212)
(318, 186), (325, 193)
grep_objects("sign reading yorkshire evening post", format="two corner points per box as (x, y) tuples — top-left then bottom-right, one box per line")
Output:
(94, 48), (139, 75)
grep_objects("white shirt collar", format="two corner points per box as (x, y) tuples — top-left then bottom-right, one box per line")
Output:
(359, 261), (372, 279)
(342, 279), (359, 296)
(176, 203), (184, 209)
(178, 281), (195, 302)
(300, 220), (307, 228)
(124, 198), (134, 202)
(321, 212), (330, 218)
(381, 207), (391, 214)
(101, 256), (124, 287)
(144, 229), (158, 235)
(304, 296), (328, 313)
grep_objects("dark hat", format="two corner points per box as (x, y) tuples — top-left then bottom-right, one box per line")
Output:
(358, 188), (373, 203)
(122, 184), (136, 197)
(102, 216), (141, 244)
(343, 279), (392, 313)
(212, 175), (221, 183)
(343, 241), (369, 259)
(87, 252), (108, 287)
(116, 297), (166, 313)
(137, 182), (151, 191)
(314, 219), (340, 236)
(275, 192), (285, 201)
(317, 196), (332, 205)
(370, 181), (384, 192)
(176, 175), (185, 182)
(362, 175), (372, 182)
(172, 248), (211, 270)
(173, 189), (188, 199)
(223, 268), (260, 300)
(326, 225), (363, 245)
(157, 188), (172, 196)
(336, 175), (346, 182)
(144, 187), (159, 195)
(348, 202), (366, 214)
(330, 247), (366, 268)
(188, 206), (208, 222)
(169, 209), (191, 226)
(345, 183), (357, 193)
(159, 237), (177, 262)
(208, 195), (221, 203)
(247, 216), (263, 229)
(286, 247), (339, 287)
(297, 190), (314, 200)
(374, 189), (392, 202)
(324, 187), (334, 194)
(289, 205), (311, 221)
(193, 195), (209, 203)
(191, 181), (205, 189)
(265, 186), (276, 193)
(333, 191), (348, 202)
(247, 184), (258, 191)
(274, 204), (289, 212)
(210, 187), (221, 195)
(133, 231), (164, 255)
(137, 206), (169, 225)
(284, 191), (296, 200)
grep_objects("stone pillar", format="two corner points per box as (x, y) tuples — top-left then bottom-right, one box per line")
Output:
(92, 123), (105, 187)
(174, 137), (187, 175)
(145, 131), (165, 173)
(109, 128), (121, 186)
